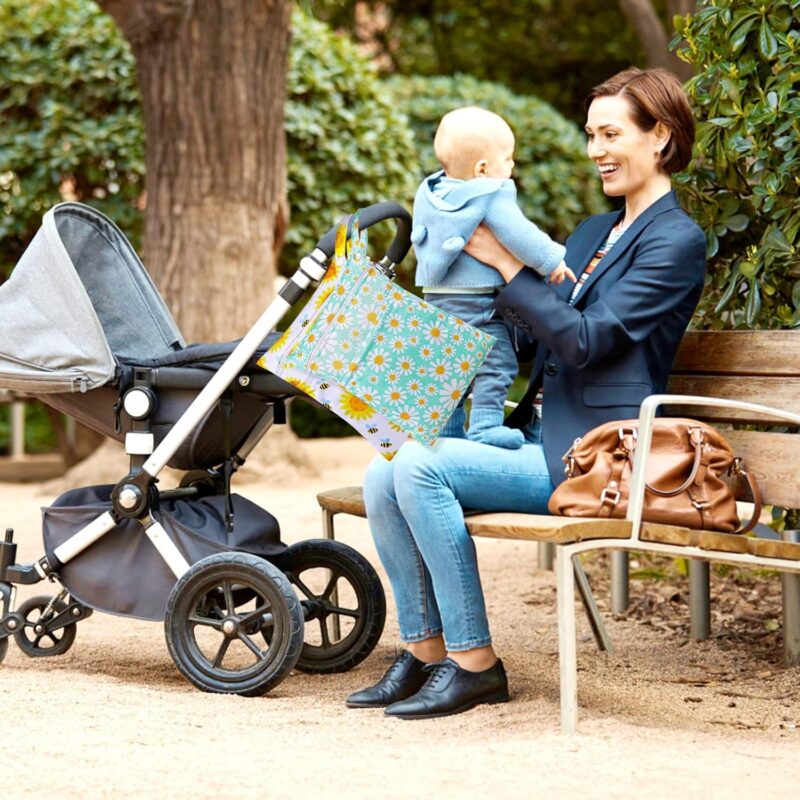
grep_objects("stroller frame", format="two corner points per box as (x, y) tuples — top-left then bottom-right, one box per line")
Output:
(0, 202), (411, 694)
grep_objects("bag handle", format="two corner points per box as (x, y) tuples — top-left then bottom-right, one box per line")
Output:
(619, 426), (705, 497)
(620, 426), (763, 534)
(314, 202), (412, 264)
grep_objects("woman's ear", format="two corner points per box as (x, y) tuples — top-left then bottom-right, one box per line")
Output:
(653, 122), (671, 156)
(474, 159), (489, 178)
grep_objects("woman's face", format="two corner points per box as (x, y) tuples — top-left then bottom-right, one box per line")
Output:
(585, 94), (669, 198)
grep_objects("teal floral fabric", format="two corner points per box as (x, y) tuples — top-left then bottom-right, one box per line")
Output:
(261, 221), (496, 455)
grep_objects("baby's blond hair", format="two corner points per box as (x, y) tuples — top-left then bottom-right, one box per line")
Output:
(433, 106), (514, 180)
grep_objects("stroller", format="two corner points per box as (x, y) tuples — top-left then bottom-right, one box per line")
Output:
(0, 200), (412, 695)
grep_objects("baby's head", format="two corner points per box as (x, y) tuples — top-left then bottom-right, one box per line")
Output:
(433, 107), (515, 181)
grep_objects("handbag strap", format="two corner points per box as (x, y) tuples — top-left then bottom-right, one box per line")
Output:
(731, 459), (762, 535)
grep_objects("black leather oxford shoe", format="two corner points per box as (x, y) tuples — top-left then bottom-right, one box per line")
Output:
(345, 650), (429, 708)
(384, 657), (509, 719)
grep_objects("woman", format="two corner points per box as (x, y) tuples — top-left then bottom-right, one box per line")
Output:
(346, 67), (706, 720)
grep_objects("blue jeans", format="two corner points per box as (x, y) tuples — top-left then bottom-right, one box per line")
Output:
(362, 420), (555, 651)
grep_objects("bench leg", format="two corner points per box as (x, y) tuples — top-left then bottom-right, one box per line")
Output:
(321, 509), (336, 540)
(556, 545), (579, 734)
(538, 542), (554, 571)
(782, 530), (800, 667)
(689, 559), (711, 641)
(610, 551), (629, 614)
(574, 558), (613, 653)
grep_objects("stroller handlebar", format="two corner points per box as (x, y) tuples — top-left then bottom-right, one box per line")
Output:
(314, 202), (412, 265)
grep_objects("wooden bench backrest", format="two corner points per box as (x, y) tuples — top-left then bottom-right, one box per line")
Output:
(666, 331), (800, 509)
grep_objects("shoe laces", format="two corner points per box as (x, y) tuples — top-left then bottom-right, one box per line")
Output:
(385, 649), (414, 679)
(422, 660), (454, 689)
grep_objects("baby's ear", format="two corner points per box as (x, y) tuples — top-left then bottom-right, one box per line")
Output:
(474, 160), (489, 178)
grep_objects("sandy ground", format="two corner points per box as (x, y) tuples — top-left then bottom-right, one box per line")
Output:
(1, 435), (799, 800)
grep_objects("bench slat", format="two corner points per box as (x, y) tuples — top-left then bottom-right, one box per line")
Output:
(465, 513), (631, 543)
(672, 331), (800, 376)
(317, 486), (366, 517)
(724, 430), (800, 508)
(665, 375), (800, 421)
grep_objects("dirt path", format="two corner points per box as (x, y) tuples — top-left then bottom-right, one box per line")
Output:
(1, 437), (798, 799)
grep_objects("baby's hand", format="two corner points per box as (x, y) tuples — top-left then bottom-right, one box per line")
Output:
(548, 261), (577, 285)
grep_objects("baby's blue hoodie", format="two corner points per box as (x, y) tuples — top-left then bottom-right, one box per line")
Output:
(412, 170), (566, 289)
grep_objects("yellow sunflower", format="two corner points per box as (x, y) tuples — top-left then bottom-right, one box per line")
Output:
(338, 391), (375, 420)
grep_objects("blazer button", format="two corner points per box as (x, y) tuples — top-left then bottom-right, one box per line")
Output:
(545, 363), (558, 376)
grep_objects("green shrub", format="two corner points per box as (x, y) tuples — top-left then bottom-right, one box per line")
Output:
(386, 73), (609, 244)
(0, 0), (145, 276)
(674, 0), (800, 329)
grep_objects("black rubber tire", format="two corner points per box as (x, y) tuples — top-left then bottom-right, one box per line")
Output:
(0, 636), (7, 664)
(165, 552), (304, 696)
(278, 539), (385, 674)
(14, 595), (77, 657)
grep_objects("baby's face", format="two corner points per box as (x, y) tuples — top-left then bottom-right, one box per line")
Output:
(479, 128), (515, 179)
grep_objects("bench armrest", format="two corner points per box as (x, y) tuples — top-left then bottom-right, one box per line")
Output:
(627, 394), (800, 540)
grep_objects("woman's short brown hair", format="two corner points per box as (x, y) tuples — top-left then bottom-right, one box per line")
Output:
(586, 67), (695, 174)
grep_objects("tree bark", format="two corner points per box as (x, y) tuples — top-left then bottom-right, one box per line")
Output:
(99, 0), (291, 342)
(618, 0), (693, 81)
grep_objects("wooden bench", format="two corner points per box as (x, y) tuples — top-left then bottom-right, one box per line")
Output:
(316, 330), (800, 732)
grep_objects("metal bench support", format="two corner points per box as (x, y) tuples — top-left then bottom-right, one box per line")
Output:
(783, 530), (800, 667)
(689, 559), (711, 640)
(610, 551), (629, 614)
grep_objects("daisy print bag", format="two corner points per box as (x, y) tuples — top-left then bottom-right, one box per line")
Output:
(260, 215), (495, 456)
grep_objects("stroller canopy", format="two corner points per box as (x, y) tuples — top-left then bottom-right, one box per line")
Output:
(0, 202), (185, 393)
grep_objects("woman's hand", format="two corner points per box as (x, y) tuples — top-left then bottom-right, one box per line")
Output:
(464, 224), (525, 283)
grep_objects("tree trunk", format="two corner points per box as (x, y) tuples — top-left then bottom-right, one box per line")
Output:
(618, 0), (694, 81)
(99, 0), (291, 342)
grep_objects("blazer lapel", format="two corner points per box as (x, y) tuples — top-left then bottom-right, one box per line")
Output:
(572, 190), (679, 304)
(555, 212), (619, 302)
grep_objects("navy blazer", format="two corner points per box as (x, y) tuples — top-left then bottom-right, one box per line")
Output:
(493, 190), (706, 485)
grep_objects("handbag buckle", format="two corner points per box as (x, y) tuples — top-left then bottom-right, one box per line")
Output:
(600, 487), (621, 507)
(618, 426), (637, 452)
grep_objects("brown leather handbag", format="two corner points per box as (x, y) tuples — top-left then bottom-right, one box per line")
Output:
(547, 418), (761, 533)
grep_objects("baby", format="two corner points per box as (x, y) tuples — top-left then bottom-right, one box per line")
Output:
(411, 106), (575, 449)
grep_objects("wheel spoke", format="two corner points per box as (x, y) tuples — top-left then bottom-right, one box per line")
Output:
(238, 633), (267, 661)
(32, 635), (44, 648)
(212, 637), (232, 669)
(321, 572), (340, 601)
(222, 581), (236, 616)
(327, 605), (361, 620)
(188, 614), (223, 630)
(289, 574), (317, 601)
(318, 618), (331, 648)
(238, 603), (271, 627)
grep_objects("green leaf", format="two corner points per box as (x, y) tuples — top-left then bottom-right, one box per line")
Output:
(792, 281), (800, 310)
(759, 19), (779, 60)
(726, 214), (750, 232)
(745, 279), (762, 325)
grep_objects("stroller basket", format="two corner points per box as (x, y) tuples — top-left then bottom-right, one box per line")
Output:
(43, 486), (284, 621)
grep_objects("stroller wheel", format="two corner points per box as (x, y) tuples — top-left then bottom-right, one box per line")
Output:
(0, 636), (7, 664)
(14, 595), (78, 657)
(165, 552), (304, 696)
(276, 539), (385, 674)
